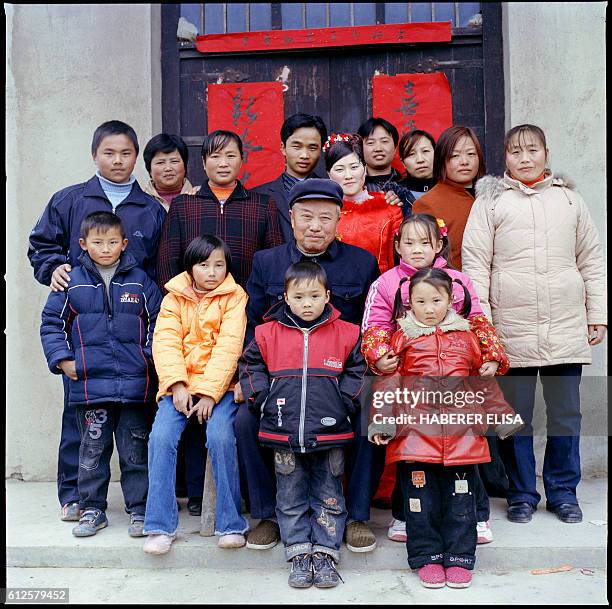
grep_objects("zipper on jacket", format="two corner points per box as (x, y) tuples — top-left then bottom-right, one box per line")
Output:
(260, 378), (276, 417)
(299, 329), (309, 453)
(219, 199), (224, 215)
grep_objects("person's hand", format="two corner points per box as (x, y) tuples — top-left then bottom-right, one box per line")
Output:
(51, 264), (72, 292)
(58, 360), (77, 380)
(588, 325), (607, 346)
(479, 361), (499, 377)
(372, 433), (391, 445)
(233, 383), (245, 403)
(185, 185), (200, 195)
(171, 382), (192, 416)
(384, 190), (402, 207)
(375, 351), (399, 374)
(188, 396), (216, 424)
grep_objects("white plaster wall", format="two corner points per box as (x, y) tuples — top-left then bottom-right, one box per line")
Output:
(6, 4), (162, 481)
(503, 2), (607, 475)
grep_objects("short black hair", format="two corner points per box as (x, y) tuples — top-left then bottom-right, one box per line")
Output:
(284, 261), (329, 292)
(201, 130), (243, 161)
(143, 133), (189, 175)
(183, 235), (232, 275)
(91, 120), (139, 156)
(79, 211), (125, 240)
(357, 117), (399, 147)
(280, 113), (328, 146)
(324, 134), (364, 172)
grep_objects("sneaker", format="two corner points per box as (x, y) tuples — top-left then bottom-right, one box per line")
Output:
(218, 534), (246, 548)
(445, 566), (473, 588)
(60, 502), (81, 522)
(143, 533), (175, 555)
(72, 508), (108, 537)
(246, 520), (280, 550)
(312, 552), (344, 588)
(288, 553), (314, 588)
(128, 513), (145, 538)
(188, 497), (202, 516)
(345, 521), (377, 553)
(417, 563), (445, 588)
(476, 520), (493, 544)
(387, 518), (407, 543)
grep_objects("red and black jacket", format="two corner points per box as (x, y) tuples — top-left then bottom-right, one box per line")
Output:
(239, 303), (366, 453)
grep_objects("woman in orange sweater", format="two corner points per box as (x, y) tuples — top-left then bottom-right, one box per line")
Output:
(325, 134), (403, 274)
(412, 126), (485, 270)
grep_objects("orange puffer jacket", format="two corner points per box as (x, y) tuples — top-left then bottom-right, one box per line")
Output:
(153, 271), (248, 403)
(369, 310), (515, 467)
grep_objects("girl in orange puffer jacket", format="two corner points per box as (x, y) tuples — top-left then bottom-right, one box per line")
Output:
(369, 268), (520, 590)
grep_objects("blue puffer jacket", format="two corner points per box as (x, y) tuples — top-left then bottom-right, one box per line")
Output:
(40, 251), (163, 406)
(28, 176), (166, 285)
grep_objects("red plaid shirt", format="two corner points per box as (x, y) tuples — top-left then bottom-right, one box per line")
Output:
(155, 180), (283, 291)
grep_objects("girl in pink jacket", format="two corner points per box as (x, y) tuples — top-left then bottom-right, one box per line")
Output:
(361, 213), (508, 546)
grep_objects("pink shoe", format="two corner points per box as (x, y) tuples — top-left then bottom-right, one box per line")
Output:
(218, 533), (246, 548)
(143, 534), (175, 555)
(477, 520), (493, 544)
(445, 566), (472, 588)
(417, 563), (446, 588)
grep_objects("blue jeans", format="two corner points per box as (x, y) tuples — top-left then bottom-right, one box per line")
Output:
(75, 403), (150, 514)
(144, 393), (248, 536)
(274, 448), (347, 563)
(499, 365), (582, 508)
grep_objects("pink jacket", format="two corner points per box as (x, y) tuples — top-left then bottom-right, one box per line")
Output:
(361, 257), (509, 374)
(362, 257), (484, 333)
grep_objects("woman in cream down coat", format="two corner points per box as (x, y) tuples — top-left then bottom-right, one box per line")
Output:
(461, 124), (606, 524)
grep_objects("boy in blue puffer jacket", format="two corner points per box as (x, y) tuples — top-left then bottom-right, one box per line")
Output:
(40, 212), (162, 538)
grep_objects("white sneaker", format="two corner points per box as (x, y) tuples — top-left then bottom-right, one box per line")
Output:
(387, 518), (407, 542)
(476, 520), (493, 544)
(143, 533), (175, 555)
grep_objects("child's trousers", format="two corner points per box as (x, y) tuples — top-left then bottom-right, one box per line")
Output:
(58, 376), (81, 507)
(75, 402), (151, 514)
(144, 393), (248, 536)
(397, 462), (477, 570)
(274, 447), (347, 564)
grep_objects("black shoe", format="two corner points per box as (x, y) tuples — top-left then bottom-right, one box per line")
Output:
(188, 497), (202, 516)
(546, 503), (583, 523)
(312, 552), (344, 588)
(288, 554), (313, 588)
(507, 502), (536, 523)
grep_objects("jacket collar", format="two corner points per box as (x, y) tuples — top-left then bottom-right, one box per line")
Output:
(197, 179), (248, 201)
(398, 309), (470, 339)
(503, 170), (555, 194)
(82, 175), (150, 206)
(165, 271), (239, 303)
(289, 238), (339, 263)
(398, 256), (449, 277)
(77, 250), (138, 276)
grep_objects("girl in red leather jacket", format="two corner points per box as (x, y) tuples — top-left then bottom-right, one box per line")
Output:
(369, 268), (520, 590)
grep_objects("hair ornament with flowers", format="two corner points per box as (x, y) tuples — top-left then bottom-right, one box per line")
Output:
(323, 133), (353, 153)
(436, 217), (448, 238)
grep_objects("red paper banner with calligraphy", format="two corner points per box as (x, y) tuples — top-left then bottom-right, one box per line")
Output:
(197, 22), (451, 54)
(372, 73), (453, 174)
(207, 82), (285, 188)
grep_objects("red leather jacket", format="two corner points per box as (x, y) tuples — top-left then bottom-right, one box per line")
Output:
(369, 311), (515, 467)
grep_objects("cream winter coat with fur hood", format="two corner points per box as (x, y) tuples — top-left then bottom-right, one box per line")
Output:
(462, 172), (606, 367)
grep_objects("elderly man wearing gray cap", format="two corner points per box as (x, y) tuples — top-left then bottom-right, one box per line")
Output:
(234, 178), (385, 555)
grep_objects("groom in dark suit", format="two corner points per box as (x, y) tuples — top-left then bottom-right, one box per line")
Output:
(253, 113), (327, 242)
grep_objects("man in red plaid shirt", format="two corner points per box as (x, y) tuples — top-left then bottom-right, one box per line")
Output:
(155, 130), (283, 291)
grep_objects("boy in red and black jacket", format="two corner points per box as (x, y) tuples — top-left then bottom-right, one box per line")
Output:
(239, 261), (366, 589)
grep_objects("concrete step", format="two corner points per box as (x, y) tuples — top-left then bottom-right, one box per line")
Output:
(6, 478), (607, 571)
(6, 566), (609, 604)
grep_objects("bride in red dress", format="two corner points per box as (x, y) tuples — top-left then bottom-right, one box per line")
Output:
(325, 133), (403, 274)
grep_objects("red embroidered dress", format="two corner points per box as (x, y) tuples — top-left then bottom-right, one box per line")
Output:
(335, 191), (403, 274)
